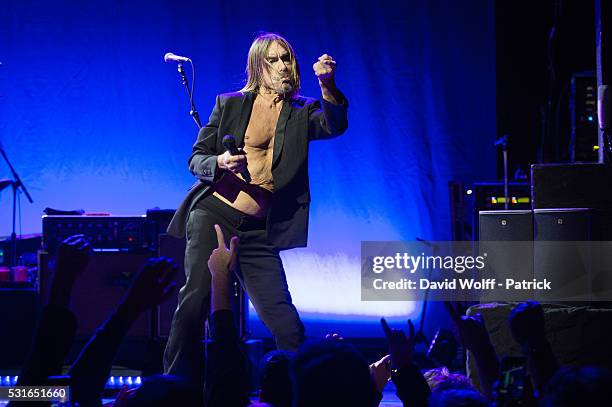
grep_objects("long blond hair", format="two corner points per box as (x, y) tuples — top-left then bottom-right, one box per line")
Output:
(240, 32), (300, 99)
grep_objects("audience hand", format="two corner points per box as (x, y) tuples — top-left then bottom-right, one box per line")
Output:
(444, 302), (500, 399)
(54, 234), (92, 284)
(444, 302), (491, 352)
(49, 235), (92, 307)
(381, 318), (415, 369)
(369, 354), (392, 392)
(208, 224), (239, 280)
(119, 257), (177, 319)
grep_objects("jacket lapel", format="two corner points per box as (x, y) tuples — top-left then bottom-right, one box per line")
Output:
(233, 92), (255, 148)
(272, 98), (294, 168)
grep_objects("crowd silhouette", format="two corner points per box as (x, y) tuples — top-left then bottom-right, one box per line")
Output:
(7, 231), (612, 406)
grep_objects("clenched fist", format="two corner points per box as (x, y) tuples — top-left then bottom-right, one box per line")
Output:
(55, 234), (92, 284)
(313, 54), (337, 86)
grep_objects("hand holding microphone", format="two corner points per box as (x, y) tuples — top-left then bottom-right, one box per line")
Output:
(218, 135), (251, 183)
(217, 151), (247, 174)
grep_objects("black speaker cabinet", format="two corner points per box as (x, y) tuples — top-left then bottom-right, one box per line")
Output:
(531, 163), (612, 210)
(533, 208), (609, 301)
(479, 210), (533, 241)
(38, 250), (154, 337)
(478, 210), (534, 301)
(534, 208), (609, 241)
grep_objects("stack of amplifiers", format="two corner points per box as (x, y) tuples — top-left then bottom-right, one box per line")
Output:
(40, 215), (155, 342)
(42, 215), (150, 253)
(38, 249), (165, 371)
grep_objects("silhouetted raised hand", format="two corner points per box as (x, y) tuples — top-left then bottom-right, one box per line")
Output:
(380, 318), (430, 406)
(49, 234), (92, 308)
(381, 318), (415, 370)
(208, 224), (239, 280)
(208, 224), (239, 313)
(508, 300), (547, 350)
(508, 301), (559, 395)
(444, 301), (499, 399)
(444, 301), (492, 352)
(119, 257), (178, 318)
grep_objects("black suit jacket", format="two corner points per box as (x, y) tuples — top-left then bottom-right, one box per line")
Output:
(167, 91), (348, 250)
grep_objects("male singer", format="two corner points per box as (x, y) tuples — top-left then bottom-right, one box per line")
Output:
(164, 32), (348, 384)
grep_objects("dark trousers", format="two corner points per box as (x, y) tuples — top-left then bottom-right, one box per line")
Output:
(163, 194), (305, 385)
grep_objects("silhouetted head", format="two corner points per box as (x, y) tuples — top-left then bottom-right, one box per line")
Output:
(541, 366), (612, 407)
(259, 350), (294, 407)
(429, 387), (490, 407)
(292, 340), (378, 407)
(424, 367), (474, 392)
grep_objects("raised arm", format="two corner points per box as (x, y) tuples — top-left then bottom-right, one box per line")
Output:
(15, 235), (91, 387)
(204, 225), (250, 407)
(309, 54), (349, 140)
(444, 302), (499, 399)
(508, 301), (559, 396)
(69, 257), (177, 404)
(380, 318), (431, 407)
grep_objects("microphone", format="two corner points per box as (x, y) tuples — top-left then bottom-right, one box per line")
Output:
(222, 135), (251, 183)
(163, 52), (191, 63)
(494, 134), (509, 148)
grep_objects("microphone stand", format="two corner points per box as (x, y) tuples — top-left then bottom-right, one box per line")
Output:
(153, 58), (203, 340)
(0, 144), (34, 266)
(176, 63), (202, 129)
(494, 134), (510, 210)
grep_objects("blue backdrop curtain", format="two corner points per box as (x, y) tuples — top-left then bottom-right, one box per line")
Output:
(1, 0), (495, 335)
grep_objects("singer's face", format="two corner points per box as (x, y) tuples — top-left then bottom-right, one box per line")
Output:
(262, 41), (293, 94)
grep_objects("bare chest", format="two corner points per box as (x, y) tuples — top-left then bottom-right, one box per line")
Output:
(244, 99), (282, 149)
